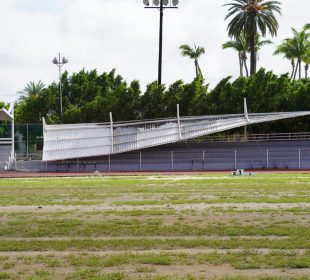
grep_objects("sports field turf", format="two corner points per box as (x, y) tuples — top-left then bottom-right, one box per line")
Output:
(0, 173), (309, 279)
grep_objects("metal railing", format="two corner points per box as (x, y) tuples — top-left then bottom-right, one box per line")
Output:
(188, 132), (310, 143)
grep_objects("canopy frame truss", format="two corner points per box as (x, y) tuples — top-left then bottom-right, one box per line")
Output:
(42, 99), (310, 161)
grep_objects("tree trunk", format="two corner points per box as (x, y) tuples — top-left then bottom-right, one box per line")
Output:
(194, 59), (199, 77)
(293, 60), (299, 80)
(249, 30), (257, 75)
(305, 64), (309, 79)
(290, 59), (295, 80)
(244, 59), (249, 77)
(239, 53), (243, 77)
(298, 59), (302, 80)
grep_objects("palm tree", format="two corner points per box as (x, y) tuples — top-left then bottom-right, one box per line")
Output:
(224, 0), (281, 75)
(223, 33), (271, 77)
(18, 80), (46, 100)
(254, 33), (273, 57)
(179, 44), (205, 78)
(222, 34), (249, 77)
(304, 49), (310, 78)
(274, 42), (296, 79)
(302, 24), (310, 78)
(274, 25), (310, 80)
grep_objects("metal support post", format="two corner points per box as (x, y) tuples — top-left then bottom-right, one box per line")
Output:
(244, 98), (251, 123)
(158, 0), (163, 85)
(243, 98), (250, 141)
(26, 123), (29, 158)
(110, 112), (114, 153)
(108, 155), (111, 173)
(8, 103), (15, 170)
(234, 150), (237, 169)
(177, 104), (182, 140)
(140, 150), (142, 172)
(144, 0), (178, 86)
(202, 150), (205, 165)
(52, 53), (68, 123)
(58, 61), (63, 123)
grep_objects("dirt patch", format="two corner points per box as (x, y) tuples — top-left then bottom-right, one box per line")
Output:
(1, 170), (310, 179)
(0, 235), (290, 241)
(127, 265), (310, 278)
(0, 248), (307, 256)
(1, 203), (310, 213)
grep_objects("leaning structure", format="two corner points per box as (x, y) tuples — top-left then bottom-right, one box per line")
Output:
(42, 99), (310, 162)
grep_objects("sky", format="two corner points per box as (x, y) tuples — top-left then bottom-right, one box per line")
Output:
(0, 0), (309, 102)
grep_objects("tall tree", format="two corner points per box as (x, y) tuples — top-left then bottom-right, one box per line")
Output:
(16, 81), (56, 123)
(224, 0), (281, 75)
(223, 32), (271, 77)
(18, 80), (45, 100)
(274, 25), (310, 80)
(223, 33), (249, 77)
(274, 40), (296, 79)
(303, 24), (310, 78)
(179, 44), (205, 78)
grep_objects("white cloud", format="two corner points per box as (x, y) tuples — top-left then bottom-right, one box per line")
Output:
(0, 0), (309, 102)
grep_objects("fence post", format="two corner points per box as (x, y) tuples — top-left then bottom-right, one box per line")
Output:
(108, 155), (111, 172)
(139, 150), (142, 172)
(234, 150), (237, 170)
(202, 150), (205, 165)
(109, 112), (114, 153)
(266, 149), (269, 169)
(298, 149), (301, 169)
(171, 151), (174, 171)
(26, 123), (29, 158)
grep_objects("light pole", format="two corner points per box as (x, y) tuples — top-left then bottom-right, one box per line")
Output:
(143, 0), (179, 86)
(52, 53), (68, 123)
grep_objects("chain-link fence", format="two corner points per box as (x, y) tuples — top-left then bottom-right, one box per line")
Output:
(22, 147), (308, 172)
(0, 123), (43, 159)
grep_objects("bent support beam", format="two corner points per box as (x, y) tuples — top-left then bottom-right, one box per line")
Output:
(244, 98), (251, 123)
(42, 104), (310, 161)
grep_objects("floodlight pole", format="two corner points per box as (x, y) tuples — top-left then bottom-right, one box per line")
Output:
(52, 53), (68, 123)
(144, 0), (178, 86)
(158, 0), (163, 86)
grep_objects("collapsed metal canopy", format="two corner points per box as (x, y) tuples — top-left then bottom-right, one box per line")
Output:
(0, 108), (13, 121)
(42, 99), (310, 161)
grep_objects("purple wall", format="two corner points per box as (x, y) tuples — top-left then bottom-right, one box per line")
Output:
(17, 140), (310, 172)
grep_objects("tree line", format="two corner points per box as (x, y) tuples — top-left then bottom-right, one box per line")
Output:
(12, 68), (310, 133)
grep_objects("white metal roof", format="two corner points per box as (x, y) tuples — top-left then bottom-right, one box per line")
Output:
(42, 109), (310, 161)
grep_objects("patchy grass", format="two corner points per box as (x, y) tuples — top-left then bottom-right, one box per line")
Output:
(0, 174), (309, 279)
(0, 174), (310, 206)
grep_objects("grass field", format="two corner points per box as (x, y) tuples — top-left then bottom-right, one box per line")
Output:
(0, 173), (310, 279)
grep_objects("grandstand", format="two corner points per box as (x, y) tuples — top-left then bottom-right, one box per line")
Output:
(2, 99), (310, 172)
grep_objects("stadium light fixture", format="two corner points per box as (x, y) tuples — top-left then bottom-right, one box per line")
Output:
(143, 0), (179, 86)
